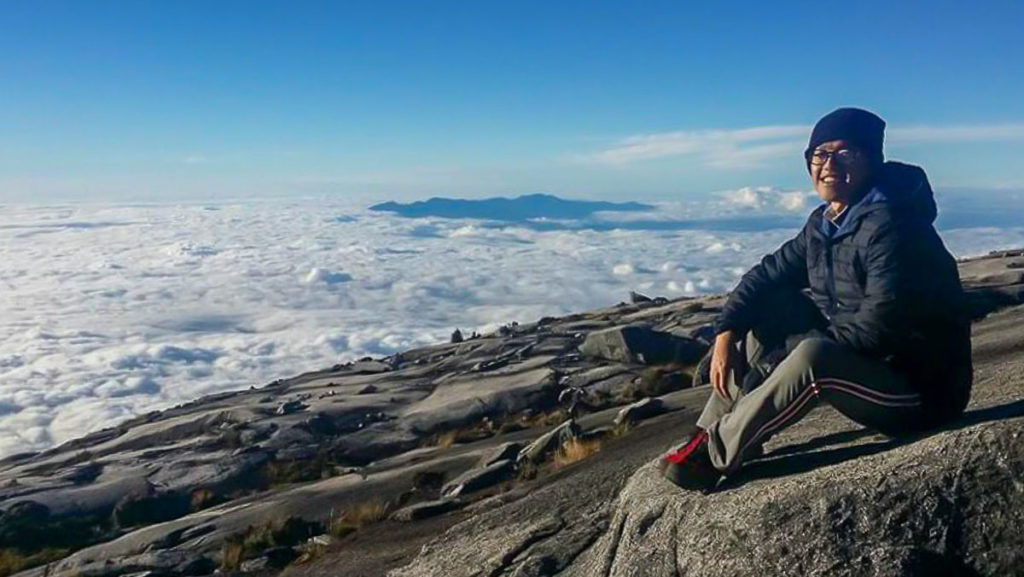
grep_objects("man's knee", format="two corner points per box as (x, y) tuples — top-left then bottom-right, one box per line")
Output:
(785, 337), (836, 371)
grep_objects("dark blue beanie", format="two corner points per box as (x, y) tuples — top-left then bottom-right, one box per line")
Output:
(805, 107), (886, 163)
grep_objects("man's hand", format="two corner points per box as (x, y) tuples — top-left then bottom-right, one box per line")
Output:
(710, 331), (735, 401)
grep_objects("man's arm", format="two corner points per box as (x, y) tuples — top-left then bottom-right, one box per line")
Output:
(713, 226), (810, 337)
(826, 215), (906, 355)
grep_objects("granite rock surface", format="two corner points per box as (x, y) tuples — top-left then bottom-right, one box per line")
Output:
(3, 248), (1023, 577)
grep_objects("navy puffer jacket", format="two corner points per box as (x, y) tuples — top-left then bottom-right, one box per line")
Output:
(714, 162), (972, 422)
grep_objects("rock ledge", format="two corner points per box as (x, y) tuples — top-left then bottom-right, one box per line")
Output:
(567, 410), (1024, 577)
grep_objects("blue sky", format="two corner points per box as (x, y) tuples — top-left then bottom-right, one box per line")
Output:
(2, 1), (1024, 203)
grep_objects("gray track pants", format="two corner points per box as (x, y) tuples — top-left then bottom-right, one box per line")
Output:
(697, 292), (928, 474)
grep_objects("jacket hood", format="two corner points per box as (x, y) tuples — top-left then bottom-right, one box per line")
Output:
(874, 161), (937, 225)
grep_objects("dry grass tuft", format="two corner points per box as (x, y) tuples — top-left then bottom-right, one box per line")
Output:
(611, 421), (632, 438)
(512, 408), (569, 431)
(434, 431), (458, 449)
(552, 438), (603, 468)
(293, 542), (329, 565)
(428, 417), (503, 449)
(327, 501), (389, 539)
(536, 408), (570, 427)
(218, 541), (245, 572)
(348, 502), (389, 524)
(190, 488), (220, 511)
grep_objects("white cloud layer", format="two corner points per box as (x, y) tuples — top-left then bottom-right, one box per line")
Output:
(0, 195), (1021, 457)
(718, 186), (817, 212)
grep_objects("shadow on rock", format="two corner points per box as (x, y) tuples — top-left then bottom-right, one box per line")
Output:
(955, 398), (1024, 426)
(760, 427), (877, 459)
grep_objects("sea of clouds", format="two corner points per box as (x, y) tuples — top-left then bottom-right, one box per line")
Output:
(1, 187), (1022, 457)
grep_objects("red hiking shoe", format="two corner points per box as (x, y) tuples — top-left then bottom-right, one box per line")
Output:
(658, 428), (722, 493)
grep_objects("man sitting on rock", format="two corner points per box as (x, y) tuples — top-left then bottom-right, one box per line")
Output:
(660, 108), (973, 492)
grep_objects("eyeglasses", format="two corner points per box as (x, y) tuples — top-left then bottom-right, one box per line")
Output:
(806, 148), (864, 167)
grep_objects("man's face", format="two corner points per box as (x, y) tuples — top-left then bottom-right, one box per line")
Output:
(808, 139), (872, 203)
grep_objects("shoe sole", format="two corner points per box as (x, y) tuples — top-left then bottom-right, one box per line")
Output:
(658, 460), (718, 494)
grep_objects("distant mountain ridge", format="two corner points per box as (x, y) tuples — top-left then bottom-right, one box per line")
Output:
(369, 193), (653, 221)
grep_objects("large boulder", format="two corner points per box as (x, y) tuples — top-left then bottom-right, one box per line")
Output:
(479, 442), (524, 468)
(567, 413), (1024, 577)
(391, 498), (465, 522)
(579, 325), (706, 366)
(442, 459), (516, 498)
(613, 397), (664, 427)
